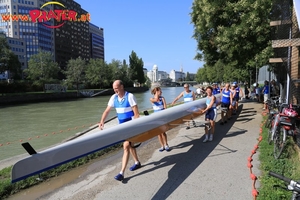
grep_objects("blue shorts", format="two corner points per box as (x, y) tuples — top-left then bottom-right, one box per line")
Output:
(205, 108), (217, 121)
(119, 117), (132, 124)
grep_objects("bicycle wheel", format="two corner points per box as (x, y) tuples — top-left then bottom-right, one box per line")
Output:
(291, 192), (300, 200)
(273, 126), (287, 159)
(267, 129), (273, 144)
(265, 114), (272, 129)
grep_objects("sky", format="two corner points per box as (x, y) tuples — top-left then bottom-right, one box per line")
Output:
(75, 0), (203, 74)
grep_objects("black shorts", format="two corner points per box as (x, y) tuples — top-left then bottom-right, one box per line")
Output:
(221, 102), (230, 109)
(234, 97), (239, 102)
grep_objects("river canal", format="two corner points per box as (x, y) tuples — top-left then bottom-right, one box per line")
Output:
(0, 86), (195, 161)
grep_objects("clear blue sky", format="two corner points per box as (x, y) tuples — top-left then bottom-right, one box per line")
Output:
(75, 0), (203, 74)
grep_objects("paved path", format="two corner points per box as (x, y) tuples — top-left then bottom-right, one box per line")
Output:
(10, 100), (263, 200)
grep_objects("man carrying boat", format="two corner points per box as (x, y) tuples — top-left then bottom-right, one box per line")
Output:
(99, 80), (141, 181)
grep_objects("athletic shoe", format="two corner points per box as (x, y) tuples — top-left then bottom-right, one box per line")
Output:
(129, 163), (141, 171)
(114, 173), (124, 181)
(186, 126), (190, 130)
(209, 135), (213, 141)
(165, 146), (171, 152)
(203, 137), (208, 143)
(159, 147), (164, 152)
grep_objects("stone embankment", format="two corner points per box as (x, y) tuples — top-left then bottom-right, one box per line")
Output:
(0, 87), (149, 106)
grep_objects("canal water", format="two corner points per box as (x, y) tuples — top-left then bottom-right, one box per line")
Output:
(0, 86), (194, 161)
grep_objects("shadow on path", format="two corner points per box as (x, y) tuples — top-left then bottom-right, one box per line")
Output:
(122, 104), (258, 199)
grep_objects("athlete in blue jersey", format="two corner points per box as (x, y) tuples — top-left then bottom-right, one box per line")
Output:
(212, 83), (221, 95)
(150, 86), (170, 152)
(171, 84), (196, 105)
(220, 83), (233, 125)
(232, 82), (244, 114)
(99, 80), (141, 181)
(171, 84), (196, 129)
(200, 86), (217, 142)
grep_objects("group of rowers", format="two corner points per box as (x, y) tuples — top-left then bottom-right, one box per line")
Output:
(98, 80), (244, 181)
(171, 82), (244, 143)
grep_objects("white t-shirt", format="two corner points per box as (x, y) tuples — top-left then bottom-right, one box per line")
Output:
(108, 92), (137, 107)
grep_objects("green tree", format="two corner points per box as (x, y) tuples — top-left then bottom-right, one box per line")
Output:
(186, 72), (191, 81)
(0, 34), (22, 79)
(85, 58), (108, 88)
(24, 50), (60, 89)
(191, 0), (273, 76)
(129, 51), (146, 85)
(64, 57), (86, 93)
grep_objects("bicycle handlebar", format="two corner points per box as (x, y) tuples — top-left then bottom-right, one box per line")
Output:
(269, 171), (291, 183)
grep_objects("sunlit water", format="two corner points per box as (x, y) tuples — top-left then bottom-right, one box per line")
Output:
(0, 87), (193, 160)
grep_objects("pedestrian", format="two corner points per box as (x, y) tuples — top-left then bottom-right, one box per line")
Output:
(99, 80), (141, 181)
(230, 85), (237, 115)
(196, 86), (202, 98)
(255, 83), (261, 102)
(262, 80), (269, 110)
(199, 86), (217, 142)
(220, 83), (233, 124)
(171, 83), (196, 129)
(150, 86), (170, 152)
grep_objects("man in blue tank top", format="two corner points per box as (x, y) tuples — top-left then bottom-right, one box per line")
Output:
(262, 80), (269, 110)
(171, 84), (195, 129)
(99, 80), (141, 181)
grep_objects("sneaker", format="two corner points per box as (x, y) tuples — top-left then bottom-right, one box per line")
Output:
(129, 162), (141, 171)
(203, 137), (209, 143)
(114, 173), (124, 181)
(186, 126), (190, 130)
(159, 147), (164, 152)
(209, 135), (213, 141)
(165, 146), (171, 152)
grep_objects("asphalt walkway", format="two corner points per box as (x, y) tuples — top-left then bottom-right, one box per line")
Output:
(11, 99), (263, 200)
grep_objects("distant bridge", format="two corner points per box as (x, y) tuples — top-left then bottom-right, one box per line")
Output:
(176, 81), (198, 86)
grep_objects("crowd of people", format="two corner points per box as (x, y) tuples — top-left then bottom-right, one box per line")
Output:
(98, 79), (278, 181)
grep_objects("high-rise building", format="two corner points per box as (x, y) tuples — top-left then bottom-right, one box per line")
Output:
(89, 23), (104, 60)
(52, 0), (90, 76)
(0, 0), (104, 79)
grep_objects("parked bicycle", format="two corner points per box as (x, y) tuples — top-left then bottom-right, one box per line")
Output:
(269, 171), (300, 200)
(269, 104), (300, 159)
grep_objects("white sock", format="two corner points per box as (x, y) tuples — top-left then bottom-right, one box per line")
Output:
(119, 171), (123, 175)
(135, 161), (139, 165)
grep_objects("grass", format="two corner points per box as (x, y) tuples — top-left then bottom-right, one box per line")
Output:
(257, 117), (300, 200)
(0, 143), (122, 199)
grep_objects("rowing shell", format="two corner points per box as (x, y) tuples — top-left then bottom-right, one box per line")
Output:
(11, 94), (221, 183)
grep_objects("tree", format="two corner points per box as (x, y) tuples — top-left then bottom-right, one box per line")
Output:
(0, 35), (22, 79)
(191, 0), (273, 78)
(85, 58), (108, 88)
(64, 57), (86, 93)
(129, 51), (146, 85)
(24, 50), (60, 89)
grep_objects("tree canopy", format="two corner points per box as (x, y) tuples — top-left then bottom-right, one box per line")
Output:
(24, 50), (60, 87)
(129, 50), (146, 84)
(191, 0), (273, 83)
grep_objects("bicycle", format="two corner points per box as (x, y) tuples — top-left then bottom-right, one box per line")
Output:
(272, 104), (300, 159)
(269, 171), (300, 199)
(265, 96), (281, 130)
